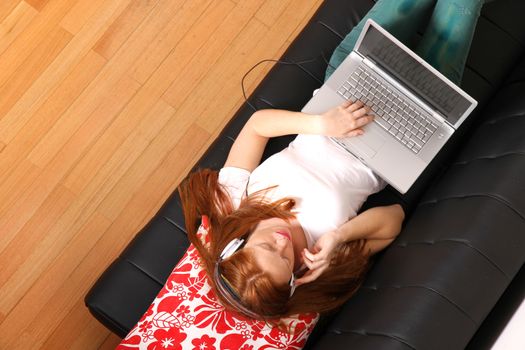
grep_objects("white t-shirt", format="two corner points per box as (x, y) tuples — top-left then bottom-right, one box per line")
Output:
(218, 134), (386, 249)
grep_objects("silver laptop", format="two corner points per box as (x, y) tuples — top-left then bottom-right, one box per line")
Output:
(302, 19), (477, 194)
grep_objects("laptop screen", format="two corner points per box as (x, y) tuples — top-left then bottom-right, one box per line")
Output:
(357, 24), (472, 125)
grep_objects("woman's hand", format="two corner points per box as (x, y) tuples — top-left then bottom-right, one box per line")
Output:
(320, 100), (374, 138)
(295, 230), (344, 286)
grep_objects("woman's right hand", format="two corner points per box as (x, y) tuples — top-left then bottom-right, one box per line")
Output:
(294, 230), (344, 286)
(319, 100), (374, 138)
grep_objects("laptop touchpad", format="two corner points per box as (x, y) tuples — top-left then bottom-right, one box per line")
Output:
(354, 127), (385, 158)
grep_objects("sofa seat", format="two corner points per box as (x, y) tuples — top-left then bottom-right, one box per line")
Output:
(85, 0), (525, 348)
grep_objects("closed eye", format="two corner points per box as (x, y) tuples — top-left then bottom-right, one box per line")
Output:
(258, 243), (290, 264)
(259, 242), (274, 252)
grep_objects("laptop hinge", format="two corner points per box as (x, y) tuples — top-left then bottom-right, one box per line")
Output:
(362, 57), (451, 127)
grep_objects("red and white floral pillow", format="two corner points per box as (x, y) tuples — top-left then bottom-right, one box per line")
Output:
(117, 216), (319, 350)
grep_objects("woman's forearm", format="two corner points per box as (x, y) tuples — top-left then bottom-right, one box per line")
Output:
(334, 205), (405, 243)
(250, 101), (373, 140)
(224, 102), (373, 172)
(249, 109), (323, 138)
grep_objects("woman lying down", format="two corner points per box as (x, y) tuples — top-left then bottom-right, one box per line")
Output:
(179, 0), (488, 320)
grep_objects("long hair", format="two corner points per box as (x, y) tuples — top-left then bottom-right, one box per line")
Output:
(178, 168), (371, 319)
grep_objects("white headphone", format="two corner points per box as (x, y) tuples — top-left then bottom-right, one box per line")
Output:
(219, 238), (245, 260)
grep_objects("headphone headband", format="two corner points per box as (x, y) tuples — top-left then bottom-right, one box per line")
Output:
(214, 237), (296, 319)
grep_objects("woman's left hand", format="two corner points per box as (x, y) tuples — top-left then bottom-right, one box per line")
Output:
(295, 230), (343, 286)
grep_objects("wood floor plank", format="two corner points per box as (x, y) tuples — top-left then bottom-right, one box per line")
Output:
(0, 26), (73, 130)
(42, 299), (111, 350)
(94, 100), (180, 220)
(92, 0), (163, 60)
(0, 1), (38, 56)
(0, 161), (49, 255)
(59, 0), (229, 197)
(0, 159), (41, 221)
(0, 211), (112, 349)
(0, 75), (142, 314)
(128, 0), (216, 84)
(195, 0), (322, 135)
(0, 108), (201, 346)
(25, 0), (53, 12)
(0, 0), (76, 87)
(0, 50), (106, 182)
(22, 0), (202, 168)
(191, 18), (269, 135)
(28, 73), (141, 168)
(60, 0), (109, 35)
(0, 0), (23, 23)
(41, 125), (210, 349)
(98, 123), (211, 260)
(0, 0), (129, 145)
(0, 184), (75, 290)
(175, 19), (268, 136)
(0, 0), (322, 347)
(255, 0), (290, 28)
(98, 333), (122, 350)
(59, 96), (172, 198)
(119, 0), (191, 83)
(188, 19), (271, 133)
(161, 0), (263, 109)
(137, 123), (214, 226)
(62, 98), (173, 194)
(0, 110), (189, 338)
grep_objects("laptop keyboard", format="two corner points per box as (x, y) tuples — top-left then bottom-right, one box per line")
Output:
(337, 65), (438, 154)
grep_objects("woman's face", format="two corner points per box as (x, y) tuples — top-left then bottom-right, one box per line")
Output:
(244, 217), (295, 286)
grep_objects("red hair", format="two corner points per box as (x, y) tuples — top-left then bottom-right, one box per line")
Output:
(179, 168), (370, 320)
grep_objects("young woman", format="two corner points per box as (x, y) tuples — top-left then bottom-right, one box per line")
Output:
(179, 0), (489, 320)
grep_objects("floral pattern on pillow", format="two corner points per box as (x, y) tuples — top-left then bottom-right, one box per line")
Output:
(117, 216), (318, 350)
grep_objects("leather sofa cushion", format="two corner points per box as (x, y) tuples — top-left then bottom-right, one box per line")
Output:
(311, 38), (525, 350)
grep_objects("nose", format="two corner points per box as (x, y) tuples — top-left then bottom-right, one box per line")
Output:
(273, 233), (288, 253)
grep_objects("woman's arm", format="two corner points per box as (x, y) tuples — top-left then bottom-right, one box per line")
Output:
(223, 101), (373, 172)
(296, 204), (405, 285)
(333, 204), (405, 252)
(224, 109), (322, 172)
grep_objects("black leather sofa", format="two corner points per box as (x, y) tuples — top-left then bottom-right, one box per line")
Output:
(85, 0), (525, 349)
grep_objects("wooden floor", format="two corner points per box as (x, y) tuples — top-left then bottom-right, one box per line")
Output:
(0, 0), (323, 349)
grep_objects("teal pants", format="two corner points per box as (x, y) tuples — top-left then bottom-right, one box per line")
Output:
(325, 0), (485, 85)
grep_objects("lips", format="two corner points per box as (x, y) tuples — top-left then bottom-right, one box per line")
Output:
(275, 230), (291, 241)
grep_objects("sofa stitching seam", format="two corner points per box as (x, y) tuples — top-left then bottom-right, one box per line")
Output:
(482, 14), (524, 46)
(163, 216), (188, 234)
(482, 113), (525, 126)
(88, 306), (130, 338)
(361, 284), (479, 326)
(452, 152), (525, 166)
(418, 194), (525, 222)
(327, 328), (415, 349)
(393, 239), (509, 279)
(316, 20), (344, 40)
(124, 259), (165, 287)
